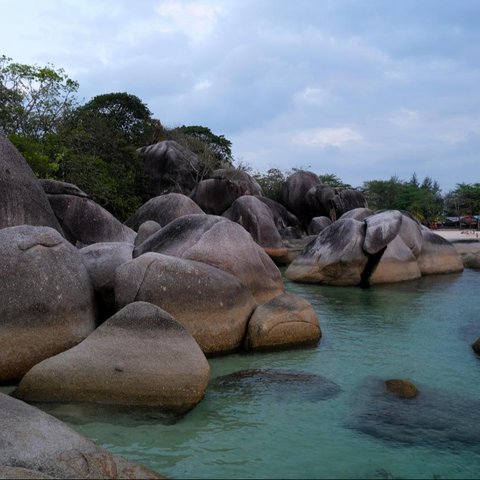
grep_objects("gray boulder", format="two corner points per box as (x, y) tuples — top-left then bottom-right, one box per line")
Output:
(397, 213), (423, 258)
(115, 253), (257, 354)
(364, 210), (403, 254)
(125, 193), (204, 231)
(134, 220), (162, 247)
(256, 196), (304, 238)
(307, 216), (332, 235)
(245, 293), (321, 351)
(0, 226), (96, 382)
(285, 218), (368, 285)
(0, 393), (162, 479)
(339, 207), (374, 221)
(47, 194), (136, 247)
(80, 242), (133, 320)
(137, 140), (202, 196)
(190, 178), (246, 215)
(0, 133), (62, 233)
(211, 168), (263, 196)
(133, 214), (284, 303)
(39, 178), (88, 198)
(14, 302), (209, 414)
(223, 196), (288, 261)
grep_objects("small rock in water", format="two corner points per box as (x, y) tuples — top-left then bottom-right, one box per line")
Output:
(385, 379), (419, 399)
(472, 337), (480, 355)
(214, 369), (342, 402)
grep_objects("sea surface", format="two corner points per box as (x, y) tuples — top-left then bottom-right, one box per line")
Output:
(10, 269), (480, 479)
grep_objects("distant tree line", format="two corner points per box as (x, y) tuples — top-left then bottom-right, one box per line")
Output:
(1, 55), (479, 225)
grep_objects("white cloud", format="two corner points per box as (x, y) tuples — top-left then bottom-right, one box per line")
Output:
(292, 127), (363, 149)
(389, 108), (421, 129)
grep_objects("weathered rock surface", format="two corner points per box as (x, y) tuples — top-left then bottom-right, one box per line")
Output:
(364, 210), (403, 254)
(285, 218), (368, 285)
(190, 178), (246, 215)
(133, 214), (284, 303)
(137, 140), (201, 196)
(0, 226), (96, 382)
(0, 133), (62, 233)
(80, 242), (133, 320)
(39, 178), (88, 198)
(397, 213), (423, 258)
(417, 228), (464, 275)
(115, 253), (257, 354)
(0, 465), (54, 479)
(307, 216), (332, 235)
(223, 196), (287, 260)
(134, 220), (162, 247)
(47, 194), (136, 247)
(0, 393), (162, 479)
(245, 293), (321, 351)
(256, 196), (304, 239)
(339, 207), (374, 221)
(211, 168), (263, 196)
(125, 193), (204, 231)
(14, 302), (209, 414)
(452, 241), (480, 269)
(368, 235), (422, 285)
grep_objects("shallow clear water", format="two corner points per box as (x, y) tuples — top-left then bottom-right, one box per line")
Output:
(18, 270), (480, 478)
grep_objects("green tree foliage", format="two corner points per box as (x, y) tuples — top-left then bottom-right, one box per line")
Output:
(362, 174), (444, 224)
(254, 168), (288, 202)
(318, 173), (352, 188)
(0, 55), (78, 138)
(444, 183), (480, 219)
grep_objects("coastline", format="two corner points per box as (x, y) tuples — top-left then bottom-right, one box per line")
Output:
(434, 229), (480, 242)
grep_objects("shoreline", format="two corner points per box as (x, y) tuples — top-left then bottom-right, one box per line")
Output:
(433, 229), (480, 242)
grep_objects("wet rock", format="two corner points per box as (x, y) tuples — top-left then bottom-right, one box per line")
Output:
(133, 214), (284, 304)
(0, 133), (62, 233)
(214, 369), (341, 402)
(115, 253), (257, 354)
(307, 216), (332, 235)
(125, 193), (204, 231)
(0, 393), (162, 479)
(0, 226), (96, 382)
(245, 293), (321, 351)
(14, 302), (209, 414)
(385, 379), (419, 399)
(47, 194), (136, 247)
(190, 178), (245, 215)
(134, 220), (162, 247)
(285, 218), (368, 285)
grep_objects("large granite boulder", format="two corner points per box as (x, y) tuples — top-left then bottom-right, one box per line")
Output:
(14, 302), (209, 414)
(133, 214), (284, 303)
(39, 178), (88, 198)
(307, 216), (332, 235)
(397, 213), (423, 258)
(364, 210), (403, 254)
(190, 178), (246, 215)
(211, 168), (263, 196)
(417, 228), (464, 275)
(451, 240), (480, 269)
(80, 242), (133, 320)
(279, 170), (321, 228)
(125, 193), (204, 231)
(0, 133), (62, 233)
(285, 218), (368, 285)
(134, 220), (162, 247)
(137, 140), (202, 196)
(47, 194), (136, 247)
(256, 196), (304, 239)
(0, 226), (96, 382)
(0, 393), (162, 479)
(245, 293), (321, 351)
(115, 253), (257, 354)
(339, 207), (374, 221)
(223, 196), (288, 261)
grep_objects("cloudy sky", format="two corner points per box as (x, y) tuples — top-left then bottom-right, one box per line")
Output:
(2, 0), (480, 192)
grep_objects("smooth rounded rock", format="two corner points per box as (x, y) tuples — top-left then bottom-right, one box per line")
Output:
(133, 214), (284, 303)
(134, 220), (162, 247)
(385, 379), (419, 399)
(0, 226), (96, 382)
(339, 207), (374, 221)
(212, 168), (263, 196)
(0, 393), (162, 479)
(307, 216), (332, 235)
(256, 196), (304, 238)
(245, 293), (321, 351)
(397, 213), (423, 258)
(14, 302), (210, 414)
(364, 210), (403, 255)
(190, 178), (246, 215)
(116, 253), (257, 354)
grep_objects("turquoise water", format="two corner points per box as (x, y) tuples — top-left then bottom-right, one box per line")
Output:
(23, 270), (480, 478)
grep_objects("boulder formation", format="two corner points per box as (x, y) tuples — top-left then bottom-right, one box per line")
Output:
(133, 214), (284, 303)
(0, 226), (96, 382)
(0, 393), (162, 479)
(190, 178), (246, 215)
(256, 196), (304, 239)
(0, 133), (62, 233)
(211, 168), (263, 196)
(134, 220), (162, 247)
(115, 254), (257, 354)
(307, 216), (332, 235)
(14, 302), (210, 414)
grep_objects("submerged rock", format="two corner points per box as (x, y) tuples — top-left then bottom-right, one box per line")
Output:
(214, 369), (342, 402)
(385, 379), (419, 399)
(14, 302), (209, 414)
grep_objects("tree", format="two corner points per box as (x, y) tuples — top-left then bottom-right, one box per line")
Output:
(318, 173), (352, 188)
(445, 183), (480, 227)
(253, 168), (287, 202)
(0, 55), (78, 138)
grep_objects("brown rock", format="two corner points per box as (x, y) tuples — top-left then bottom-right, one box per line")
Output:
(472, 337), (480, 355)
(385, 379), (419, 399)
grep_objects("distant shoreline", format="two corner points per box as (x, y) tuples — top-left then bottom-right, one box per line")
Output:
(435, 229), (480, 242)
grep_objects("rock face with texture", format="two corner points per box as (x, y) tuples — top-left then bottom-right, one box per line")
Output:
(137, 140), (202, 196)
(451, 241), (480, 269)
(190, 178), (246, 215)
(364, 210), (403, 254)
(223, 196), (288, 260)
(0, 226), (96, 382)
(307, 216), (332, 235)
(256, 196), (304, 239)
(339, 207), (374, 221)
(385, 379), (419, 399)
(47, 194), (136, 247)
(0, 393), (162, 479)
(245, 293), (321, 351)
(0, 133), (62, 232)
(125, 193), (204, 231)
(134, 220), (162, 247)
(285, 218), (368, 285)
(80, 242), (133, 320)
(134, 214), (284, 303)
(115, 253), (257, 354)
(39, 178), (89, 197)
(211, 168), (263, 196)
(15, 302), (210, 414)
(417, 228), (464, 275)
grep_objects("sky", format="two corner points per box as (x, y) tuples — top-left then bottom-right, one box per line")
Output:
(1, 0), (480, 193)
